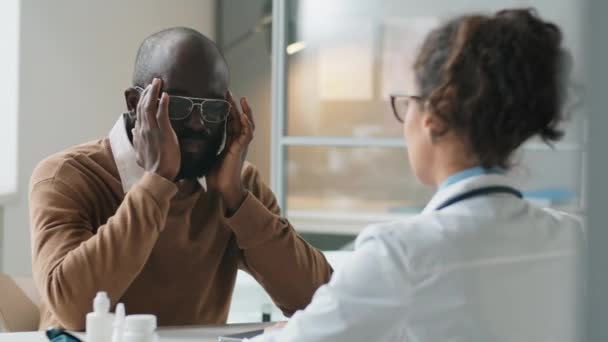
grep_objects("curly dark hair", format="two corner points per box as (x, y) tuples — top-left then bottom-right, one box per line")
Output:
(413, 8), (572, 169)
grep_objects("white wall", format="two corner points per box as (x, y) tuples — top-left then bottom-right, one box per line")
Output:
(0, 0), (20, 200)
(1, 0), (216, 275)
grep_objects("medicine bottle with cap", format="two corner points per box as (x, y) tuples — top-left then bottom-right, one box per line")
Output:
(86, 291), (113, 342)
(123, 314), (158, 342)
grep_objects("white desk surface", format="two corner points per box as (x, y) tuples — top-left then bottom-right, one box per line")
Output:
(0, 322), (272, 342)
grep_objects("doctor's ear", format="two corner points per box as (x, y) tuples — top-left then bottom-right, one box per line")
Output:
(422, 112), (450, 142)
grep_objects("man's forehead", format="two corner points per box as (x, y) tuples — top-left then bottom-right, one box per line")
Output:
(147, 50), (229, 98)
(137, 31), (229, 98)
(163, 65), (228, 98)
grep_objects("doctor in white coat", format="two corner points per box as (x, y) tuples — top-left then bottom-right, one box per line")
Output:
(250, 8), (584, 342)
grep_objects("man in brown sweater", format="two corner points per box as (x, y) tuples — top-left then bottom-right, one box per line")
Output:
(29, 27), (332, 330)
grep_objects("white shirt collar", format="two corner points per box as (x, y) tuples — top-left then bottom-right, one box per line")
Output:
(108, 114), (207, 194)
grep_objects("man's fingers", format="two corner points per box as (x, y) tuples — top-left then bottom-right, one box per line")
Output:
(226, 90), (242, 126)
(132, 125), (143, 167)
(241, 97), (255, 131)
(144, 79), (161, 128)
(244, 115), (254, 142)
(131, 127), (138, 148)
(238, 113), (254, 145)
(133, 111), (141, 147)
(137, 85), (150, 128)
(222, 91), (241, 142)
(156, 92), (172, 133)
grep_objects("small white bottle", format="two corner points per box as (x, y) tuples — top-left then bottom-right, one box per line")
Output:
(112, 303), (126, 342)
(86, 291), (113, 342)
(123, 314), (158, 342)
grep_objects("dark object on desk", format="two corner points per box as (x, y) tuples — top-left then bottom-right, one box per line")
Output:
(218, 329), (265, 341)
(46, 327), (82, 342)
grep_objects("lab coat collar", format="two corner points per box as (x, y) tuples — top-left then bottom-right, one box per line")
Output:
(423, 173), (521, 213)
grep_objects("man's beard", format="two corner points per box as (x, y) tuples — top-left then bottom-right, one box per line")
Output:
(176, 138), (223, 180)
(176, 150), (221, 179)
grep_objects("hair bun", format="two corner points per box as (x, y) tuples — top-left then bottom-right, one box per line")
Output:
(413, 8), (571, 169)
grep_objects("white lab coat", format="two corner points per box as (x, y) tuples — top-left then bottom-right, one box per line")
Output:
(250, 174), (584, 342)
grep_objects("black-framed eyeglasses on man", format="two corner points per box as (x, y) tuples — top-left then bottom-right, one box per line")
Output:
(390, 94), (423, 123)
(134, 86), (232, 123)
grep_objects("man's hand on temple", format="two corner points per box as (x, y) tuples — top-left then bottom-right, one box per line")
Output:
(132, 78), (181, 181)
(208, 91), (255, 213)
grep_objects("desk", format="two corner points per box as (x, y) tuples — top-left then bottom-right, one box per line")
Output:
(0, 323), (272, 342)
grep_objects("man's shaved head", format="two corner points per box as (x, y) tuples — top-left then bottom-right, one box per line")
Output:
(132, 27), (229, 97)
(125, 27), (231, 180)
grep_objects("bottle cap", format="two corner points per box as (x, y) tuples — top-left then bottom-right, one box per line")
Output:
(125, 315), (157, 333)
(93, 291), (110, 313)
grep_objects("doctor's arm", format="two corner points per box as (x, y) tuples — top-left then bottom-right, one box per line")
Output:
(249, 231), (411, 342)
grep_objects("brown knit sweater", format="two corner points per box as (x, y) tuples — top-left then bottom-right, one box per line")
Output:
(29, 138), (332, 330)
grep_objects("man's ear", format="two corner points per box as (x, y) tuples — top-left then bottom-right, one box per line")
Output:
(124, 87), (139, 112)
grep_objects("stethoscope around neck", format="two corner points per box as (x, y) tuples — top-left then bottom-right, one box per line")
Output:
(435, 186), (523, 211)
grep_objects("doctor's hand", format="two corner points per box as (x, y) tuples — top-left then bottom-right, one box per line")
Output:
(208, 91), (255, 213)
(132, 78), (181, 181)
(264, 321), (287, 333)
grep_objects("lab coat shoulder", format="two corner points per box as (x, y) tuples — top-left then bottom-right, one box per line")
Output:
(541, 207), (583, 229)
(356, 212), (448, 280)
(540, 207), (586, 246)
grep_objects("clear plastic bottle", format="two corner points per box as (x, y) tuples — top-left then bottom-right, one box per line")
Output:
(86, 291), (113, 342)
(123, 314), (158, 342)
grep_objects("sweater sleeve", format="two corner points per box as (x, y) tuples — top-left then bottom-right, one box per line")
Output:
(30, 172), (177, 330)
(225, 163), (333, 316)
